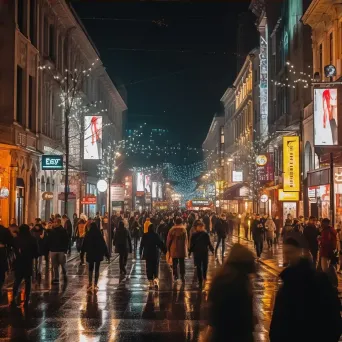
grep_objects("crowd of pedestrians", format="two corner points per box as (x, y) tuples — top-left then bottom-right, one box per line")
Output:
(0, 209), (341, 341)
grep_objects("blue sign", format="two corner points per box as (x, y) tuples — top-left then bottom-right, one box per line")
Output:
(42, 155), (63, 170)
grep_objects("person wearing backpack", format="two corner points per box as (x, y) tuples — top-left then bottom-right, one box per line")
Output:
(319, 218), (338, 273)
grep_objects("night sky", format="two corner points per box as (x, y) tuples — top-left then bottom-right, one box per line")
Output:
(71, 0), (251, 147)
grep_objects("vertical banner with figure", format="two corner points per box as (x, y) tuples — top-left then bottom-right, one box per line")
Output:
(84, 116), (102, 159)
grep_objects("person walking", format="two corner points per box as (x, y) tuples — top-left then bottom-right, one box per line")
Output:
(214, 214), (228, 261)
(203, 213), (210, 234)
(0, 225), (13, 292)
(189, 220), (214, 288)
(81, 222), (109, 292)
(47, 218), (69, 284)
(303, 216), (319, 267)
(274, 215), (281, 244)
(131, 215), (141, 251)
(207, 244), (256, 342)
(269, 237), (341, 342)
(102, 212), (110, 250)
(30, 218), (46, 278)
(140, 224), (166, 289)
(62, 215), (73, 256)
(252, 214), (264, 260)
(11, 224), (39, 306)
(319, 218), (338, 273)
(167, 217), (188, 282)
(265, 217), (276, 249)
(75, 217), (88, 265)
(113, 221), (132, 275)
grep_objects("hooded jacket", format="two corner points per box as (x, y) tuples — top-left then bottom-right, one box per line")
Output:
(167, 225), (188, 258)
(270, 258), (341, 342)
(189, 231), (214, 257)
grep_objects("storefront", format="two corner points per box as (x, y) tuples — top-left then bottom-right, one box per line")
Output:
(223, 184), (252, 214)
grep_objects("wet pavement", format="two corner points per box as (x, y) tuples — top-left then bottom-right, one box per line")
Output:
(0, 240), (303, 341)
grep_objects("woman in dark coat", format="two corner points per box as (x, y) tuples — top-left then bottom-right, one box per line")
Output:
(12, 224), (39, 306)
(208, 244), (256, 342)
(140, 224), (166, 289)
(81, 222), (109, 291)
(113, 221), (132, 275)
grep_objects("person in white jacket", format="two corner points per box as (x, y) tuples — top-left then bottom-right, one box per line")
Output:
(265, 217), (276, 249)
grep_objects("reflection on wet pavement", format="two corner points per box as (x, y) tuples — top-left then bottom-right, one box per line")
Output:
(0, 242), (281, 342)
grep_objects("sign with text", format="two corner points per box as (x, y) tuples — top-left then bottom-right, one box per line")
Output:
(256, 153), (274, 182)
(81, 195), (97, 205)
(278, 189), (299, 201)
(42, 191), (53, 200)
(42, 155), (63, 170)
(111, 184), (125, 202)
(283, 136), (300, 192)
(232, 171), (243, 182)
(84, 116), (102, 159)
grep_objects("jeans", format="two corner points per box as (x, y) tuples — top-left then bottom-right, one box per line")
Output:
(88, 261), (101, 285)
(133, 236), (139, 251)
(255, 240), (263, 258)
(215, 236), (225, 259)
(33, 256), (43, 274)
(67, 237), (72, 254)
(50, 252), (67, 281)
(172, 258), (185, 280)
(119, 251), (128, 274)
(146, 259), (159, 280)
(194, 255), (208, 282)
(13, 273), (31, 301)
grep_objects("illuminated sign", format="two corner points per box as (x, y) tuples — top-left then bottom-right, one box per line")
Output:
(97, 180), (108, 192)
(84, 116), (102, 159)
(81, 195), (97, 205)
(259, 31), (268, 138)
(144, 175), (151, 193)
(314, 88), (338, 146)
(136, 172), (144, 192)
(192, 199), (210, 206)
(152, 182), (157, 199)
(232, 171), (243, 182)
(256, 155), (267, 166)
(260, 194), (269, 203)
(0, 187), (9, 199)
(42, 155), (63, 170)
(283, 136), (300, 192)
(42, 191), (53, 200)
(111, 184), (125, 202)
(278, 189), (299, 201)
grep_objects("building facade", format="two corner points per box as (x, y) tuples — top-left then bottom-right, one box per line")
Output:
(0, 0), (126, 226)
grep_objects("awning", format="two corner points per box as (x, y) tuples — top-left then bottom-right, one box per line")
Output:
(223, 183), (250, 200)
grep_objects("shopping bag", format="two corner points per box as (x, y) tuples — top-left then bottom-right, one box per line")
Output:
(166, 251), (172, 265)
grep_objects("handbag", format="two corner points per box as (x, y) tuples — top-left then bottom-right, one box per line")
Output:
(166, 251), (172, 266)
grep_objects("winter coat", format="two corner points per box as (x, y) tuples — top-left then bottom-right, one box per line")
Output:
(265, 219), (276, 239)
(303, 224), (319, 253)
(215, 219), (228, 238)
(76, 221), (87, 238)
(13, 234), (39, 277)
(144, 219), (151, 234)
(113, 226), (132, 254)
(140, 231), (166, 261)
(167, 225), (188, 258)
(47, 226), (69, 253)
(208, 244), (255, 342)
(251, 220), (264, 242)
(189, 231), (214, 257)
(64, 219), (73, 237)
(131, 221), (140, 238)
(282, 224), (293, 241)
(31, 224), (47, 256)
(203, 215), (210, 232)
(320, 226), (338, 258)
(157, 223), (168, 241)
(270, 258), (341, 342)
(81, 228), (109, 263)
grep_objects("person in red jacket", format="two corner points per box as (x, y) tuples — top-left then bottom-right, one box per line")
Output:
(319, 218), (338, 272)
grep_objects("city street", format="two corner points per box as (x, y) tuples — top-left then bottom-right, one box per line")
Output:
(0, 242), (279, 342)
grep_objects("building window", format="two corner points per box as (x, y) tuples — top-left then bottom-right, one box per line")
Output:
(49, 24), (55, 61)
(28, 76), (35, 130)
(29, 0), (36, 46)
(17, 0), (26, 35)
(330, 32), (333, 64)
(16, 66), (24, 125)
